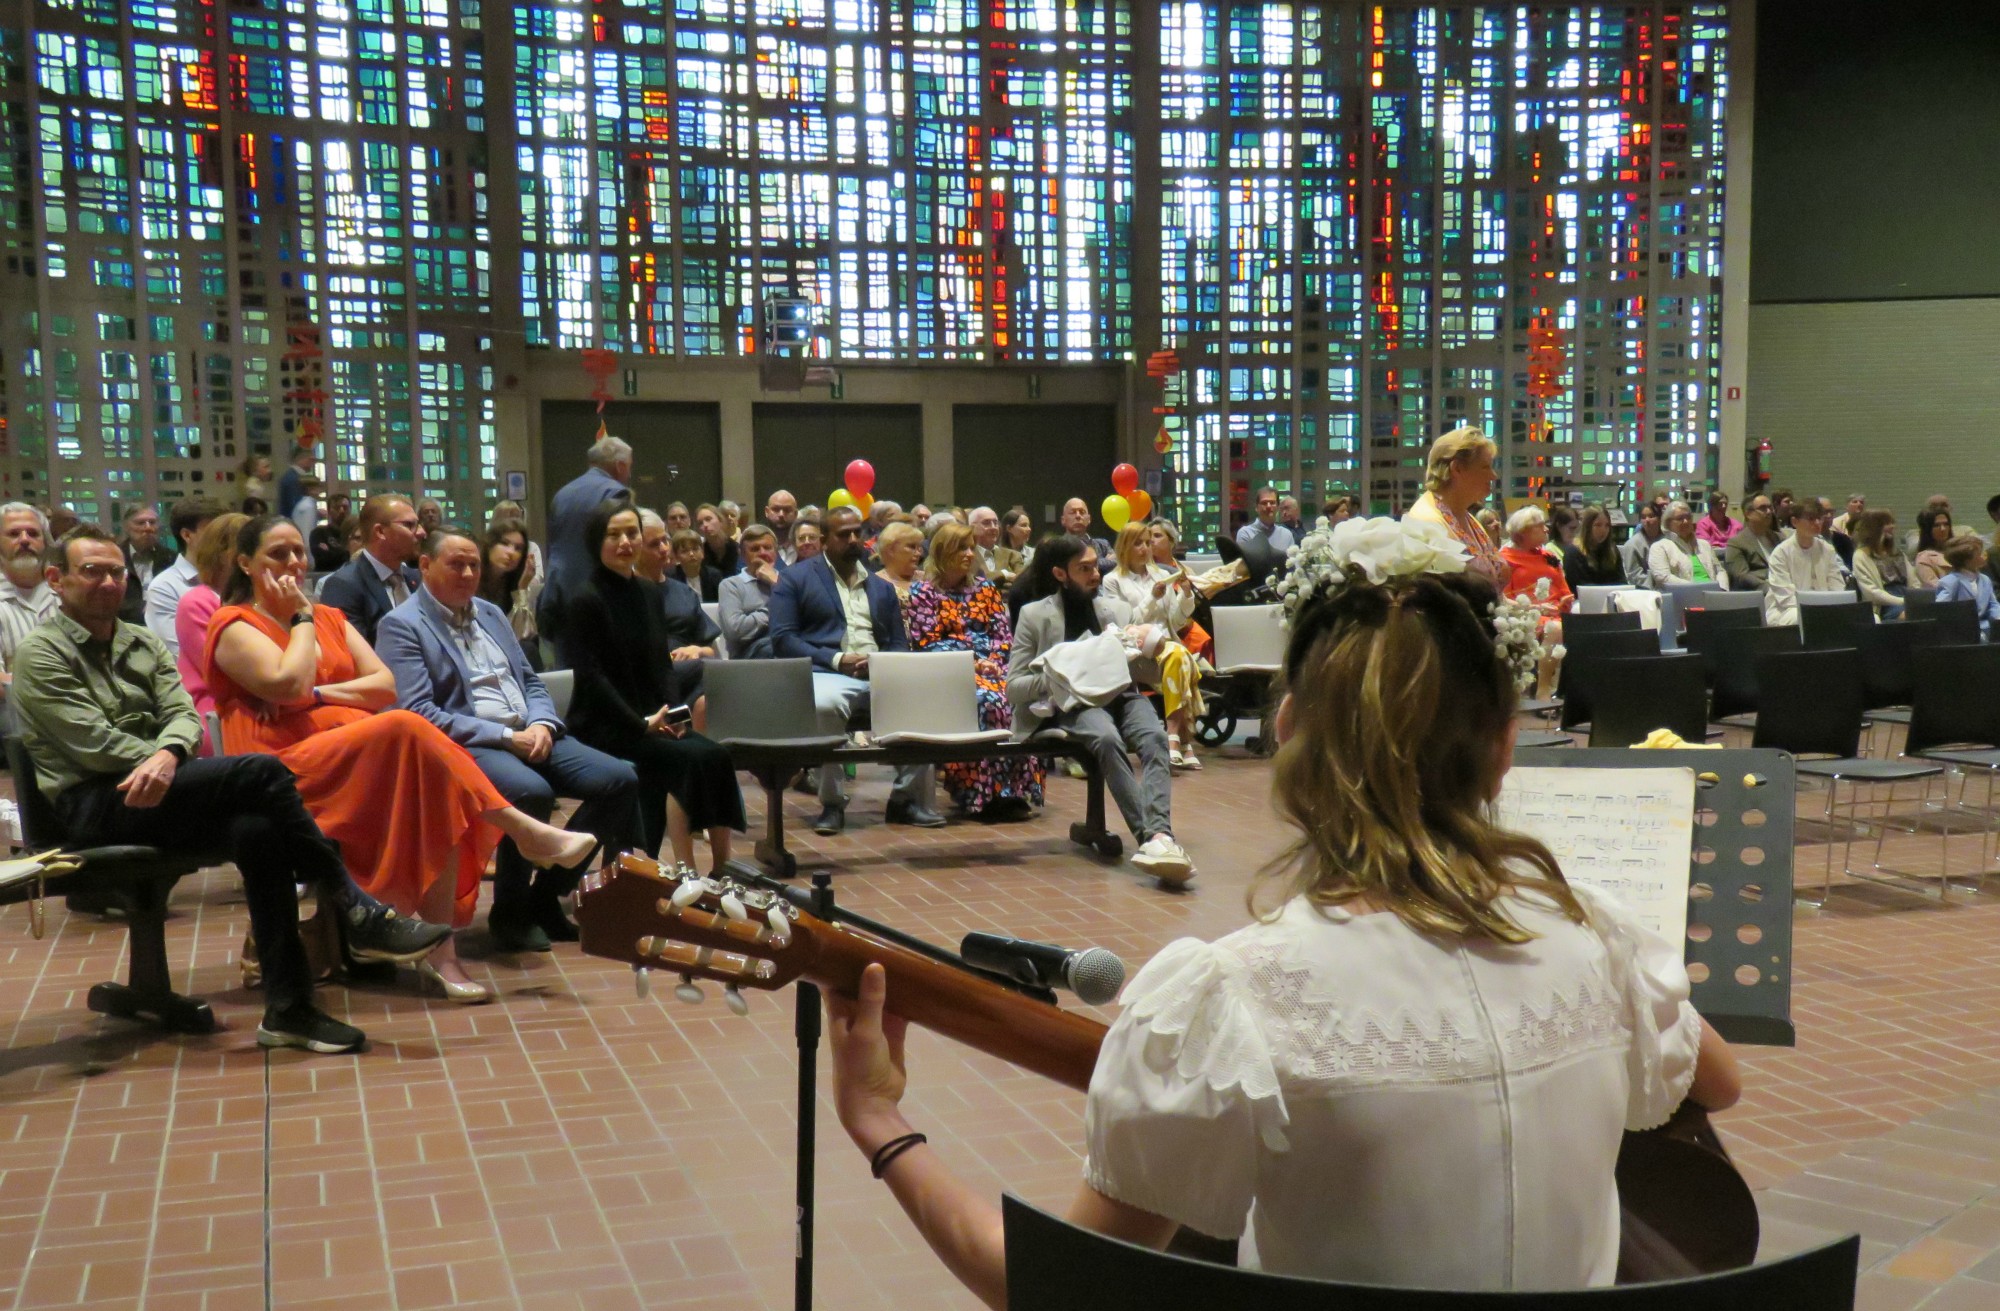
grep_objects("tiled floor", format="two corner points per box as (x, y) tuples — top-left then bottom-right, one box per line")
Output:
(3, 732), (2000, 1309)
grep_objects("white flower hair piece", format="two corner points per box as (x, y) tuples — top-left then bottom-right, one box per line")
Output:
(1488, 593), (1545, 693)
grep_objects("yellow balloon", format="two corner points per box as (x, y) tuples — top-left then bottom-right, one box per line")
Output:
(828, 488), (857, 512)
(1101, 493), (1131, 533)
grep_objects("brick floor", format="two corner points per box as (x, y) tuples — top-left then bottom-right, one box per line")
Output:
(3, 727), (2000, 1308)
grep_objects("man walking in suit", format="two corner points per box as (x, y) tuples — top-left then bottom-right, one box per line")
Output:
(118, 504), (179, 625)
(317, 494), (422, 645)
(768, 504), (940, 835)
(539, 435), (633, 634)
(376, 527), (641, 953)
(1008, 536), (1192, 885)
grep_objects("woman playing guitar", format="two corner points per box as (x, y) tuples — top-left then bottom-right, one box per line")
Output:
(822, 522), (1743, 1308)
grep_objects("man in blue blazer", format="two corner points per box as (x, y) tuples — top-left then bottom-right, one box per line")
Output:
(317, 494), (422, 646)
(538, 435), (632, 635)
(768, 505), (940, 834)
(377, 527), (641, 952)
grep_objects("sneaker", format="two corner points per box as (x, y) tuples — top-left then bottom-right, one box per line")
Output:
(257, 1003), (366, 1054)
(345, 903), (452, 963)
(1130, 835), (1195, 885)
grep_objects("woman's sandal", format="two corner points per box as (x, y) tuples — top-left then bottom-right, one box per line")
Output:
(1167, 735), (1188, 769)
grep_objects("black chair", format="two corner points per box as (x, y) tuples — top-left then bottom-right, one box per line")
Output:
(1558, 628), (1660, 728)
(1583, 655), (1710, 748)
(1905, 645), (2000, 765)
(0, 738), (217, 1033)
(1002, 1194), (1860, 1311)
(1561, 610), (1644, 642)
(1853, 620), (1942, 717)
(1752, 648), (1946, 901)
(1798, 602), (1875, 649)
(1919, 598), (1982, 646)
(1902, 586), (1941, 610)
(1707, 625), (1803, 722)
(1681, 605), (1762, 647)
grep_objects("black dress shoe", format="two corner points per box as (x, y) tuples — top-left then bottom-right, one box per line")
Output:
(978, 796), (1034, 824)
(527, 890), (580, 943)
(885, 802), (947, 829)
(488, 904), (553, 953)
(811, 806), (846, 836)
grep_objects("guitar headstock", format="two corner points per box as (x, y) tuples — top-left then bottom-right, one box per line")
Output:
(577, 853), (814, 1013)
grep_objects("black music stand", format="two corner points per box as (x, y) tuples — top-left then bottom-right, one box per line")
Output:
(1002, 1195), (1859, 1310)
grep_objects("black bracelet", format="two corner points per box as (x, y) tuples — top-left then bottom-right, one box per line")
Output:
(870, 1132), (928, 1179)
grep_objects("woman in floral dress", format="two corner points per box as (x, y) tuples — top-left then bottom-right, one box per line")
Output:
(904, 521), (1043, 821)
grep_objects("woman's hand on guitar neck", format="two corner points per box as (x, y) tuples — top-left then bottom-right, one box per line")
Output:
(826, 962), (914, 1152)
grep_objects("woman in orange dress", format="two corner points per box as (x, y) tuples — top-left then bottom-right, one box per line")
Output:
(204, 516), (594, 1001)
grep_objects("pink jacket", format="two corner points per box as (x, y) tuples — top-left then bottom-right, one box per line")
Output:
(1695, 514), (1741, 549)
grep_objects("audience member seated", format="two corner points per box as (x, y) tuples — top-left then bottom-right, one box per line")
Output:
(1848, 509), (1908, 620)
(555, 503), (747, 871)
(1323, 494), (1358, 525)
(172, 512), (249, 737)
(969, 506), (1023, 586)
(718, 524), (781, 659)
(142, 495), (222, 654)
(694, 502), (740, 581)
(1001, 508), (1037, 570)
(487, 499), (545, 603)
(1234, 487), (1296, 576)
(204, 516), (594, 1001)
(823, 561), (1739, 1301)
(1279, 494), (1304, 537)
(663, 501), (691, 535)
(719, 499), (745, 540)
(1562, 505), (1625, 590)
(1723, 493), (1780, 592)
(1765, 498), (1847, 627)
(792, 520), (823, 565)
(1833, 492), (1866, 536)
(1935, 534), (2000, 639)
(118, 505), (178, 625)
(15, 526), (451, 1053)
(1647, 500), (1727, 590)
(1694, 489), (1740, 550)
(1619, 500), (1664, 588)
(764, 488), (800, 565)
(0, 502), (59, 686)
(1145, 518), (1213, 661)
(376, 527), (641, 961)
(1913, 507), (1956, 587)
(636, 508), (719, 712)
(309, 492), (353, 572)
(1059, 498), (1113, 567)
(317, 494), (422, 645)
(903, 522), (1043, 821)
(1406, 427), (1508, 587)
(1008, 536), (1193, 884)
(476, 517), (541, 668)
(1500, 506), (1572, 696)
(1101, 523), (1207, 771)
(874, 520), (925, 607)
(769, 504), (939, 834)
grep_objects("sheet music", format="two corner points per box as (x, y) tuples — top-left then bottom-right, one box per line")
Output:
(1494, 767), (1696, 944)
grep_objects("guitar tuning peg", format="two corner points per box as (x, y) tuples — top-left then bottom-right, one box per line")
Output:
(632, 965), (651, 1000)
(719, 891), (747, 922)
(674, 974), (704, 1005)
(724, 985), (749, 1017)
(670, 879), (705, 909)
(766, 907), (792, 946)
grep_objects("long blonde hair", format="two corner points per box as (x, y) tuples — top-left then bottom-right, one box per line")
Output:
(1258, 573), (1583, 943)
(1112, 521), (1151, 574)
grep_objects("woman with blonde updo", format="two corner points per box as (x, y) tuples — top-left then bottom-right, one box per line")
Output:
(1405, 425), (1510, 587)
(823, 559), (1740, 1304)
(1101, 522), (1207, 769)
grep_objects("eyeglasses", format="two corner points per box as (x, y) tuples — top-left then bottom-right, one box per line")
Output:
(70, 563), (128, 583)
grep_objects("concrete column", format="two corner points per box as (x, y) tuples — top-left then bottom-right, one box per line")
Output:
(922, 397), (954, 505)
(720, 389), (755, 507)
(1717, 0), (1758, 497)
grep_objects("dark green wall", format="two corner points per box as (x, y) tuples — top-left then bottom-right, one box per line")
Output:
(1752, 2), (2000, 303)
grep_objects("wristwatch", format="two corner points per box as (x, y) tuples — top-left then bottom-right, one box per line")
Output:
(289, 610), (314, 627)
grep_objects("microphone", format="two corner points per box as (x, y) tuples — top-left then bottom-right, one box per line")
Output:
(959, 932), (1126, 1006)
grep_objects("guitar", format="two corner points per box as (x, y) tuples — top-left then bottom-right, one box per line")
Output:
(577, 853), (1757, 1278)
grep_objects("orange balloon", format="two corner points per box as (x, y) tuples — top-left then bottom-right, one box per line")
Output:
(1126, 488), (1153, 520)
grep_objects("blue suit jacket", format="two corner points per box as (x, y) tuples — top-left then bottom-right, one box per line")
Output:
(768, 556), (908, 671)
(316, 552), (420, 646)
(375, 590), (562, 750)
(542, 467), (631, 614)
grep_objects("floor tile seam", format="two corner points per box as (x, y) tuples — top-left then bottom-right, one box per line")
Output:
(134, 975), (189, 1311)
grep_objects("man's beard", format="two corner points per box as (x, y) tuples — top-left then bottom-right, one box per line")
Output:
(3, 550), (41, 586)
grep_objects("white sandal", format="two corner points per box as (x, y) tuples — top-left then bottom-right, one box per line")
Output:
(1181, 747), (1203, 771)
(1167, 735), (1188, 769)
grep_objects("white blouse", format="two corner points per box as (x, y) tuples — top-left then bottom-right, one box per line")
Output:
(1083, 884), (1700, 1292)
(1100, 563), (1196, 631)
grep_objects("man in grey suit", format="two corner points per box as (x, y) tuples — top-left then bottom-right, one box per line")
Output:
(539, 435), (633, 633)
(1008, 536), (1192, 885)
(376, 527), (640, 952)
(1722, 493), (1780, 593)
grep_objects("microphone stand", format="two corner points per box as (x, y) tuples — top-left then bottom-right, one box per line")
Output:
(721, 859), (1056, 1311)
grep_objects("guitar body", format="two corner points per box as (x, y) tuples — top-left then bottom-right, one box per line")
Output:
(579, 854), (1757, 1280)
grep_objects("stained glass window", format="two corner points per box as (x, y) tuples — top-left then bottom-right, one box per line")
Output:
(0, 0), (497, 520)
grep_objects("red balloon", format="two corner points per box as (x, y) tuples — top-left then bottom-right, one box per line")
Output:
(844, 459), (876, 498)
(1110, 463), (1139, 496)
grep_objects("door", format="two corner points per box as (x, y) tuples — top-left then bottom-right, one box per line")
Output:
(752, 404), (923, 510)
(539, 402), (723, 522)
(951, 404), (1117, 535)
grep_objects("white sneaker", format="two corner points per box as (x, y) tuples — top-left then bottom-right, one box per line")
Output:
(1131, 835), (1194, 885)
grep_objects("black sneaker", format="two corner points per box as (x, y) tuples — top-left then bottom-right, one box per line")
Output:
(345, 903), (451, 963)
(257, 1003), (366, 1054)
(488, 903), (553, 953)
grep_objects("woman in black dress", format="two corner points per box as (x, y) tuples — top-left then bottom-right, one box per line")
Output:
(557, 501), (745, 873)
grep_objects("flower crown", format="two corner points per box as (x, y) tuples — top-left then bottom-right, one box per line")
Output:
(1273, 515), (1550, 692)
